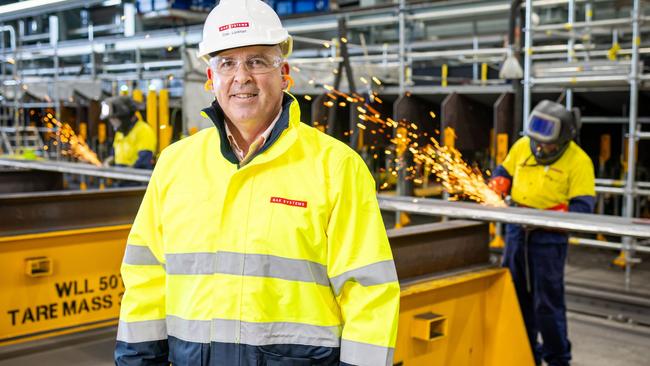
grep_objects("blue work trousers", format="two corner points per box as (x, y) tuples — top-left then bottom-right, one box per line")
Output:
(502, 224), (571, 366)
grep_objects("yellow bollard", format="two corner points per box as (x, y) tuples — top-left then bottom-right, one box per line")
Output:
(79, 122), (87, 142)
(158, 89), (172, 153)
(496, 133), (509, 165)
(98, 123), (107, 144)
(146, 90), (158, 141)
(444, 127), (456, 148)
(132, 89), (145, 122)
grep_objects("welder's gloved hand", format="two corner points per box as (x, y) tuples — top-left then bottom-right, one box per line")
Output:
(102, 156), (114, 168)
(488, 176), (511, 198)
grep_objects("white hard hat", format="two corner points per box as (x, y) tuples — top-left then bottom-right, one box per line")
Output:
(197, 0), (292, 60)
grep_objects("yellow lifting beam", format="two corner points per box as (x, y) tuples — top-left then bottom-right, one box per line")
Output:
(0, 226), (130, 346)
(395, 268), (534, 366)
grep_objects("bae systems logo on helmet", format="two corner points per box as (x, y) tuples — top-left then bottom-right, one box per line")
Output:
(219, 22), (250, 32)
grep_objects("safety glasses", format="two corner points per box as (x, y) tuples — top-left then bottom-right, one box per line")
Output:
(208, 53), (283, 76)
(526, 111), (561, 143)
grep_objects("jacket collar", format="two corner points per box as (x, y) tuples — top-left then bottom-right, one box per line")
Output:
(201, 93), (299, 167)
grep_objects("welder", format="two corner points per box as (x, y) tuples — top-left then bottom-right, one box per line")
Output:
(490, 100), (596, 366)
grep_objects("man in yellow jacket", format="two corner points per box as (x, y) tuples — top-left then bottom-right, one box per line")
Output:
(101, 96), (156, 170)
(490, 100), (595, 366)
(114, 1), (400, 365)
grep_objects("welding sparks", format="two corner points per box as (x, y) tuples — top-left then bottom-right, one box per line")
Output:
(327, 83), (505, 207)
(45, 116), (102, 166)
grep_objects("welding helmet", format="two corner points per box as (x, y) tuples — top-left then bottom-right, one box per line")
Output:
(100, 96), (138, 132)
(525, 100), (579, 165)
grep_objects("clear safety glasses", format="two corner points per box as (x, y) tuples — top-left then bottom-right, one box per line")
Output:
(208, 54), (283, 76)
(527, 111), (561, 143)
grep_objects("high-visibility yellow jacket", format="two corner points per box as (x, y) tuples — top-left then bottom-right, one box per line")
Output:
(113, 120), (156, 168)
(500, 136), (595, 210)
(115, 93), (400, 366)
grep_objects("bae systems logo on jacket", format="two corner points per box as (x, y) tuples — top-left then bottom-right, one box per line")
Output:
(270, 196), (307, 208)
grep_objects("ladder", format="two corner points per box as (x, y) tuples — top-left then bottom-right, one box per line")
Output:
(0, 125), (49, 158)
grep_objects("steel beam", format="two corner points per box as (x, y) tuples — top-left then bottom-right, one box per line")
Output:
(378, 195), (650, 239)
(388, 220), (489, 281)
(0, 188), (145, 236)
(0, 158), (151, 182)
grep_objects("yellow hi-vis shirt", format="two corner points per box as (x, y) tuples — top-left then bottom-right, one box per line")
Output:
(116, 94), (400, 366)
(113, 120), (157, 166)
(501, 136), (595, 209)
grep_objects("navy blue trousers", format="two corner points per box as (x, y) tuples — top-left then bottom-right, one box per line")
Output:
(503, 224), (571, 366)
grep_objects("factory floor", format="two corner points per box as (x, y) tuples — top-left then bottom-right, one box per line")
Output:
(0, 314), (648, 366)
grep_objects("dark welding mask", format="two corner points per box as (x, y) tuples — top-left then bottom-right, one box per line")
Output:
(100, 96), (139, 133)
(525, 100), (579, 165)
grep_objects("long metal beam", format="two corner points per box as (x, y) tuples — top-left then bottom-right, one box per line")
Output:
(0, 188), (144, 236)
(3, 159), (650, 238)
(378, 195), (650, 239)
(0, 158), (151, 182)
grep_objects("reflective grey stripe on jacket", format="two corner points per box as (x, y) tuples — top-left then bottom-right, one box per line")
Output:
(123, 244), (162, 266)
(340, 339), (395, 366)
(117, 319), (167, 343)
(165, 251), (329, 286)
(167, 315), (341, 347)
(329, 260), (398, 296)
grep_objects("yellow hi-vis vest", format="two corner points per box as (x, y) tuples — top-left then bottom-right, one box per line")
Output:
(116, 94), (400, 366)
(501, 136), (595, 209)
(113, 120), (157, 167)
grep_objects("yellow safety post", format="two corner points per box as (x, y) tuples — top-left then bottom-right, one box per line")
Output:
(158, 89), (172, 154)
(146, 90), (158, 140)
(496, 133), (509, 165)
(132, 89), (145, 122)
(443, 127), (456, 148)
(481, 63), (488, 86)
(98, 123), (106, 145)
(78, 122), (87, 142)
(441, 64), (448, 87)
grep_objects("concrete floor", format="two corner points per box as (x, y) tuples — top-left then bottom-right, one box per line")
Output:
(568, 313), (650, 366)
(0, 313), (648, 366)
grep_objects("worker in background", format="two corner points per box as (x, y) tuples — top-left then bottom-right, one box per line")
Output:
(489, 100), (595, 366)
(115, 1), (399, 365)
(100, 95), (156, 170)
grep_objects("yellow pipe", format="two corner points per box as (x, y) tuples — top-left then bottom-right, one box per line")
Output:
(132, 89), (144, 122)
(98, 123), (107, 144)
(158, 89), (172, 153)
(146, 90), (158, 143)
